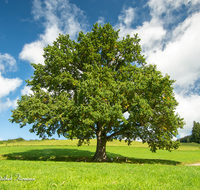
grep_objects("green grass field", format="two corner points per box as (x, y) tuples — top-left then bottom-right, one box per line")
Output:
(0, 139), (200, 189)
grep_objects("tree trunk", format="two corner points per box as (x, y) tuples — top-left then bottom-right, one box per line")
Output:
(91, 130), (109, 162)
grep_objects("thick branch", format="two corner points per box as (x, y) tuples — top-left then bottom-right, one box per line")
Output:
(107, 122), (143, 141)
(107, 130), (122, 141)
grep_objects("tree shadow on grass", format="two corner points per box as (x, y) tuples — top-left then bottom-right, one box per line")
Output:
(106, 151), (181, 166)
(2, 148), (94, 162)
(118, 157), (181, 165)
(2, 148), (181, 165)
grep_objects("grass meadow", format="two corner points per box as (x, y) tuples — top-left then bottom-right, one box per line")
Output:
(0, 139), (200, 189)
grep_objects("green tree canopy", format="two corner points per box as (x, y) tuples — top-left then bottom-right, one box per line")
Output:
(191, 121), (200, 143)
(10, 23), (184, 161)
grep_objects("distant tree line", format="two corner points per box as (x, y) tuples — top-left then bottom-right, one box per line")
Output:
(0, 137), (25, 144)
(0, 137), (57, 144)
(179, 121), (200, 143)
(179, 135), (192, 143)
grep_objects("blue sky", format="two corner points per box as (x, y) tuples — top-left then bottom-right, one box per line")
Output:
(0, 0), (200, 141)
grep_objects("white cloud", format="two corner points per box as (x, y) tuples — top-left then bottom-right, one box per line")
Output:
(133, 19), (166, 52)
(31, 0), (43, 20)
(19, 0), (88, 65)
(172, 136), (178, 141)
(19, 24), (60, 64)
(96, 16), (105, 26)
(0, 73), (22, 98)
(147, 0), (184, 16)
(0, 53), (17, 73)
(115, 7), (166, 52)
(114, 7), (136, 39)
(0, 72), (22, 112)
(0, 97), (19, 112)
(123, 111), (130, 120)
(0, 51), (22, 112)
(175, 93), (200, 138)
(21, 86), (33, 95)
(147, 0), (200, 23)
(118, 7), (135, 28)
(147, 12), (200, 90)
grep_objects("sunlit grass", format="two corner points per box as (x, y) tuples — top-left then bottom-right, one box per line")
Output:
(0, 140), (200, 189)
(0, 139), (149, 147)
(0, 160), (200, 190)
(0, 140), (200, 164)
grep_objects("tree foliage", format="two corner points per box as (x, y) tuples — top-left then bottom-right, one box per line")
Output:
(10, 23), (184, 161)
(191, 121), (200, 143)
(179, 135), (192, 143)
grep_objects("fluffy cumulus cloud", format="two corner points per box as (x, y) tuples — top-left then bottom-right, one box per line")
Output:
(19, 0), (88, 65)
(0, 73), (22, 112)
(0, 73), (22, 98)
(21, 86), (33, 95)
(114, 7), (136, 39)
(114, 6), (166, 52)
(175, 93), (200, 137)
(148, 12), (200, 89)
(115, 0), (200, 137)
(19, 25), (60, 64)
(0, 53), (17, 73)
(96, 16), (105, 26)
(118, 7), (135, 28)
(0, 72), (22, 112)
(0, 54), (22, 112)
(0, 97), (19, 112)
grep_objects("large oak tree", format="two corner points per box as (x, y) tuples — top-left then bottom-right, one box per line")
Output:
(10, 23), (184, 161)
